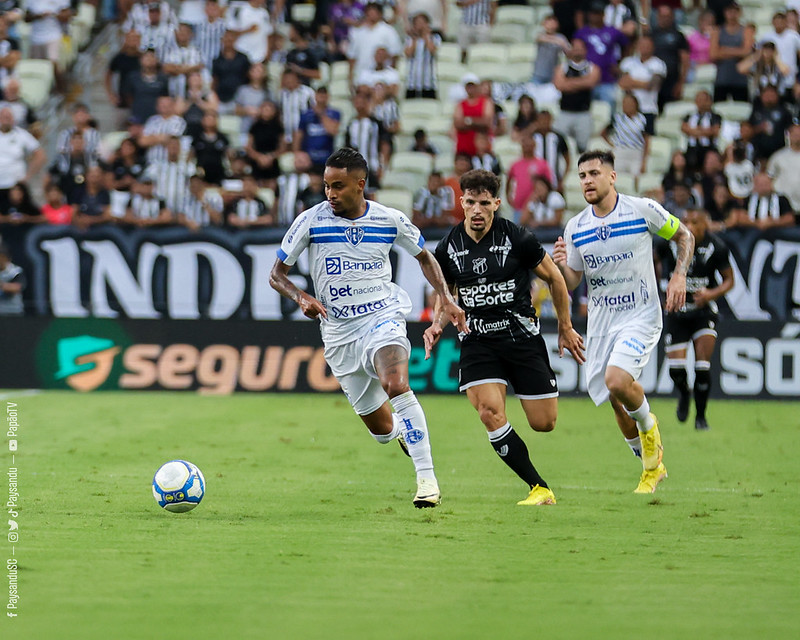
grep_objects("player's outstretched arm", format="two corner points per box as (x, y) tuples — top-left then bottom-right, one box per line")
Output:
(665, 222), (695, 313)
(552, 236), (583, 291)
(534, 254), (586, 364)
(416, 248), (469, 333)
(269, 258), (328, 320)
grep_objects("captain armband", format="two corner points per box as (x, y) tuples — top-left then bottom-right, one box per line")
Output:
(656, 214), (680, 241)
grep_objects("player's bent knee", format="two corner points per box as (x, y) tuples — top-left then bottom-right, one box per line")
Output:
(528, 417), (556, 432)
(477, 404), (506, 430)
(383, 380), (411, 399)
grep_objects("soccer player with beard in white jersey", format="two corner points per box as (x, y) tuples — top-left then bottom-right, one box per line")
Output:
(553, 150), (694, 494)
(270, 147), (468, 508)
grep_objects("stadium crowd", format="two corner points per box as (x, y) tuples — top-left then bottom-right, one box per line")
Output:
(1, 0), (800, 316)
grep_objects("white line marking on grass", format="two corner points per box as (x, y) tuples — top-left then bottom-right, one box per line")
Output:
(0, 389), (42, 401)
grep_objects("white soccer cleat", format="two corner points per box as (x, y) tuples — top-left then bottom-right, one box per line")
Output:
(413, 478), (441, 508)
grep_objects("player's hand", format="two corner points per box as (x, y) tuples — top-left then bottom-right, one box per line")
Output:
(665, 273), (687, 312)
(442, 299), (469, 334)
(552, 236), (568, 268)
(693, 288), (710, 308)
(558, 327), (586, 364)
(298, 293), (327, 320)
(423, 323), (443, 360)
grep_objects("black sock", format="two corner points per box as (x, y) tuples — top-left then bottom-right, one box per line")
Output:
(669, 366), (690, 396)
(489, 425), (547, 489)
(694, 366), (711, 419)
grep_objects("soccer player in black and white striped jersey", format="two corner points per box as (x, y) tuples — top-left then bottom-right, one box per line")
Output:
(404, 12), (441, 99)
(162, 23), (204, 99)
(193, 0), (227, 69)
(180, 174), (224, 230)
(125, 177), (172, 227)
(140, 96), (187, 166)
(345, 89), (382, 189)
(456, 0), (496, 62)
(226, 175), (274, 227)
(146, 136), (195, 217)
(279, 68), (316, 145)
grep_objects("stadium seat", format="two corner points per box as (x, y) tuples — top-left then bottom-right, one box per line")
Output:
(390, 151), (434, 176)
(257, 187), (276, 208)
(17, 59), (54, 109)
(330, 60), (350, 81)
(507, 43), (536, 64)
(439, 42), (462, 64)
(615, 173), (636, 193)
(278, 152), (297, 174)
(291, 2), (315, 22)
(491, 23), (529, 44)
(715, 101), (752, 122)
(661, 100), (696, 121)
(495, 5), (536, 27)
(218, 114), (243, 148)
(591, 101), (612, 134)
(330, 77), (351, 101)
(494, 136), (521, 157)
(647, 136), (674, 173)
(467, 43), (508, 65)
(470, 61), (514, 82)
(428, 134), (454, 159)
(71, 3), (96, 49)
(506, 62), (532, 82)
(401, 99), (442, 119)
(381, 169), (426, 193)
(692, 64), (717, 86)
(98, 130), (129, 159)
(375, 188), (414, 213)
(438, 60), (467, 84)
(446, 8), (463, 40)
(637, 172), (663, 194)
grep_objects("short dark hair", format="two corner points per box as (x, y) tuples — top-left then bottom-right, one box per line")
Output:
(460, 169), (501, 198)
(578, 149), (615, 169)
(325, 147), (369, 176)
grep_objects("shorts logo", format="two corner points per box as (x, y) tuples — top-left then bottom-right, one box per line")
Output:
(344, 226), (364, 246)
(472, 257), (487, 274)
(325, 257), (342, 274)
(595, 225), (612, 242)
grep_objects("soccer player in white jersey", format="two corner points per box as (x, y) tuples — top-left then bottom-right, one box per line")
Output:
(553, 150), (694, 493)
(270, 148), (468, 507)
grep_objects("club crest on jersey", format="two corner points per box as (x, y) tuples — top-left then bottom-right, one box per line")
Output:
(472, 257), (488, 274)
(596, 225), (612, 242)
(344, 226), (364, 245)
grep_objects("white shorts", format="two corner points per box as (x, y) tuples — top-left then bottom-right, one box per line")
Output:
(585, 324), (662, 406)
(323, 315), (411, 416)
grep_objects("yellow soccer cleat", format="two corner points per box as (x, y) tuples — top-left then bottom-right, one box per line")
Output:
(634, 463), (668, 494)
(640, 414), (664, 471)
(413, 478), (441, 508)
(517, 484), (557, 506)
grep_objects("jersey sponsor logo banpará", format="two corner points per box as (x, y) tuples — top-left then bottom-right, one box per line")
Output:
(584, 251), (634, 269)
(324, 256), (383, 275)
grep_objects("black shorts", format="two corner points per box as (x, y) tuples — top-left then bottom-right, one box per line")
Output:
(664, 314), (717, 349)
(458, 333), (558, 399)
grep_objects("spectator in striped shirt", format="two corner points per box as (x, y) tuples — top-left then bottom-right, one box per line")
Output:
(179, 174), (224, 230)
(279, 68), (316, 145)
(455, 0), (496, 63)
(226, 174), (274, 227)
(125, 176), (172, 227)
(680, 90), (721, 174)
(162, 22), (204, 99)
(56, 103), (100, 168)
(470, 131), (501, 176)
(412, 171), (455, 228)
(601, 93), (649, 177)
(137, 2), (178, 62)
(345, 88), (382, 189)
(404, 12), (440, 99)
(146, 135), (195, 215)
(123, 0), (177, 34)
(371, 82), (400, 170)
(139, 95), (187, 166)
(519, 176), (566, 230)
(532, 110), (570, 193)
(194, 0), (227, 69)
(48, 130), (94, 203)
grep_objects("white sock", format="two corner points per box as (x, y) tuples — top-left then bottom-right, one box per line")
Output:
(391, 390), (436, 482)
(626, 398), (655, 432)
(487, 422), (512, 442)
(625, 436), (642, 458)
(370, 415), (401, 444)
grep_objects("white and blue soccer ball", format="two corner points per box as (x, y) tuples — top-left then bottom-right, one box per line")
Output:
(152, 460), (205, 513)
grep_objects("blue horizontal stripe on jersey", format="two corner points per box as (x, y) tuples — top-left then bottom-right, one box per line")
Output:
(309, 225), (398, 236)
(310, 236), (395, 244)
(571, 218), (647, 241)
(574, 225), (648, 247)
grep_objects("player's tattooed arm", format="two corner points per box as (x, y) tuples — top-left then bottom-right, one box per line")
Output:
(269, 258), (328, 320)
(665, 221), (695, 313)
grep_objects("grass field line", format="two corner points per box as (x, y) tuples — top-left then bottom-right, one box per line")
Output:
(0, 388), (41, 400)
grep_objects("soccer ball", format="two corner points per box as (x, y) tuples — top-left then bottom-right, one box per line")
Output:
(152, 460), (205, 513)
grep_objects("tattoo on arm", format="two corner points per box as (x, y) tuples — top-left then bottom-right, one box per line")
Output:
(673, 226), (694, 276)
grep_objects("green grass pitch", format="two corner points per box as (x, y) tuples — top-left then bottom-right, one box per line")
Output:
(2, 391), (799, 639)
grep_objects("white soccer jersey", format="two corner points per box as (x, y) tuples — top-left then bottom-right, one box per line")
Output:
(278, 200), (425, 346)
(564, 193), (679, 338)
